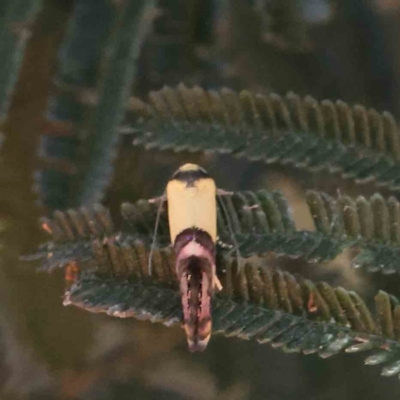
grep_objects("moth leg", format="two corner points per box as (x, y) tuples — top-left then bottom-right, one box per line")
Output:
(217, 188), (233, 196)
(212, 264), (223, 292)
(148, 192), (167, 276)
(148, 194), (167, 204)
(213, 275), (223, 292)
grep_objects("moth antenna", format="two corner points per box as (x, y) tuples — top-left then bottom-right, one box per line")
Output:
(217, 192), (242, 273)
(148, 193), (166, 276)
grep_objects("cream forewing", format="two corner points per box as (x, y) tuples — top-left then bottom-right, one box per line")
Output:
(166, 165), (217, 243)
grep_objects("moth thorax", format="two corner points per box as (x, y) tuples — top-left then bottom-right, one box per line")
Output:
(174, 228), (215, 257)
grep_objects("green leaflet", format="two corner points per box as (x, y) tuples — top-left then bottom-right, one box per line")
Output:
(125, 84), (400, 190)
(307, 191), (400, 273)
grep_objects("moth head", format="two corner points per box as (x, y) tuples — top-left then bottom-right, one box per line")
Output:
(171, 164), (209, 182)
(174, 163), (207, 174)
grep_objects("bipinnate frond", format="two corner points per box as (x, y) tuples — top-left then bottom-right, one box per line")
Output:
(64, 244), (400, 379)
(307, 191), (400, 273)
(125, 84), (400, 191)
(25, 196), (400, 377)
(76, 0), (156, 205)
(25, 189), (347, 272)
(27, 189), (400, 275)
(121, 190), (344, 261)
(38, 0), (118, 210)
(37, 0), (156, 211)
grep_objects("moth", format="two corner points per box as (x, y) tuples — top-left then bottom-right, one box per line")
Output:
(149, 163), (238, 352)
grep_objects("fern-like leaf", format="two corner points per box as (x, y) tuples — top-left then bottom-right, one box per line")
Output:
(38, 0), (157, 211)
(25, 193), (400, 376)
(62, 244), (400, 379)
(38, 0), (117, 210)
(75, 0), (156, 205)
(307, 191), (400, 274)
(125, 84), (400, 191)
(25, 189), (349, 272)
(29, 189), (400, 275)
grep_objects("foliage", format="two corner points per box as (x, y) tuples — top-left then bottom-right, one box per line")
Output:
(125, 85), (400, 191)
(4, 0), (400, 390)
(24, 201), (400, 378)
